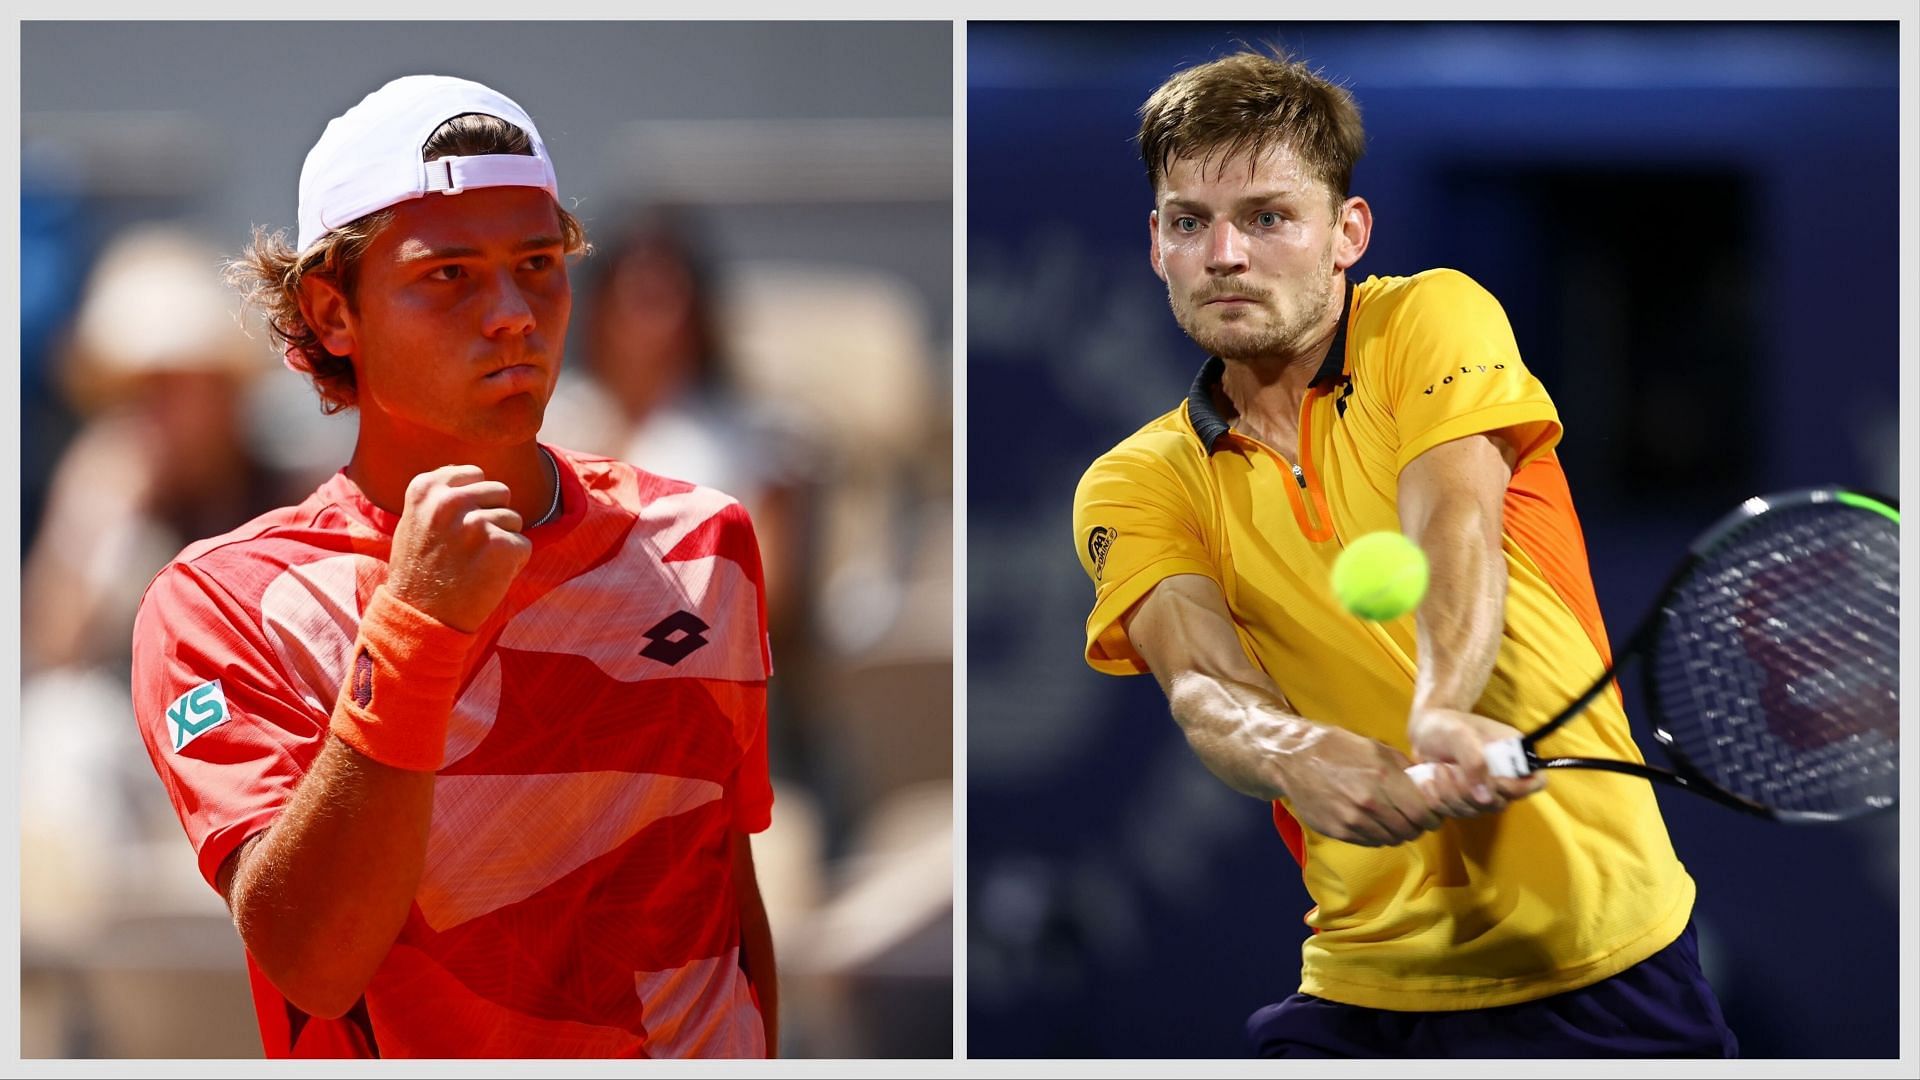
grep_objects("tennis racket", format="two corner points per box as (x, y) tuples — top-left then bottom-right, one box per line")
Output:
(1407, 487), (1900, 824)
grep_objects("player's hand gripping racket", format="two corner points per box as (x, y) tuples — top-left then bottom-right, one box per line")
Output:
(1407, 488), (1900, 823)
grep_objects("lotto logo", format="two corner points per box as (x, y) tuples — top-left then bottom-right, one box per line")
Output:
(165, 679), (231, 751)
(640, 610), (711, 666)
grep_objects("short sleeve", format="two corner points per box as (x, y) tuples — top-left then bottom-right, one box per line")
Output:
(1073, 442), (1218, 675)
(717, 505), (774, 834)
(130, 563), (330, 891)
(1379, 270), (1563, 473)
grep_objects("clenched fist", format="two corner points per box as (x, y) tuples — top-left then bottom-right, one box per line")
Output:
(383, 465), (533, 633)
(1406, 707), (1547, 819)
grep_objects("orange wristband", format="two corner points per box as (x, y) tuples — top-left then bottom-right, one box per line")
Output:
(329, 585), (475, 772)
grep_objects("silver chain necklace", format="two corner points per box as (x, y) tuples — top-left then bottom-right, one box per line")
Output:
(532, 446), (562, 527)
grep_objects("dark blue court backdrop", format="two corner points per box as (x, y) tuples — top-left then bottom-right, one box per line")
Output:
(967, 22), (1902, 1059)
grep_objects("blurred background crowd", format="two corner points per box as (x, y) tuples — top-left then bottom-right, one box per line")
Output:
(20, 21), (952, 1058)
(967, 21), (1902, 1059)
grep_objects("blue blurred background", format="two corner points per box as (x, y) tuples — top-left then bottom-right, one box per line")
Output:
(967, 21), (1902, 1059)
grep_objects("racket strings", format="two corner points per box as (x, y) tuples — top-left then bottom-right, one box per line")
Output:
(1652, 506), (1899, 817)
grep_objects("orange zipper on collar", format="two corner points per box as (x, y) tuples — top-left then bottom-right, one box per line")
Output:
(1294, 388), (1336, 542)
(1236, 407), (1336, 544)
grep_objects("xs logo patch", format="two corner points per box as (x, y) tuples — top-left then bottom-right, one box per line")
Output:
(1087, 526), (1117, 582)
(165, 679), (230, 751)
(640, 610), (712, 666)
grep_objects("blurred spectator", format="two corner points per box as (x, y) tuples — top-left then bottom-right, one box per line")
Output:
(548, 207), (817, 642)
(22, 224), (276, 676)
(21, 224), (280, 1056)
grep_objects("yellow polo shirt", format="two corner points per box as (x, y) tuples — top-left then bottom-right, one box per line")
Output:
(1073, 268), (1694, 1011)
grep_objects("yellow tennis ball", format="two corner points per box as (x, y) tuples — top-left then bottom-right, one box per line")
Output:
(1332, 531), (1429, 621)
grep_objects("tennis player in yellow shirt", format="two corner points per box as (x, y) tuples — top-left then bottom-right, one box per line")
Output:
(1072, 49), (1738, 1057)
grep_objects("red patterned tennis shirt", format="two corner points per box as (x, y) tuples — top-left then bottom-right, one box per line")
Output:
(131, 445), (773, 1057)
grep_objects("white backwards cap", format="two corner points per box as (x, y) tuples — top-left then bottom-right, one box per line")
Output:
(296, 74), (559, 253)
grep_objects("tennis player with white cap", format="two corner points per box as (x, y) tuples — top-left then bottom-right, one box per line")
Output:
(130, 75), (780, 1058)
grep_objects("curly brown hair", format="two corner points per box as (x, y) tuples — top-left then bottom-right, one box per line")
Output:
(1137, 47), (1366, 210)
(226, 112), (591, 413)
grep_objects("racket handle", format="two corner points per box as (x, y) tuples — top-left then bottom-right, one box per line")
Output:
(1404, 738), (1532, 790)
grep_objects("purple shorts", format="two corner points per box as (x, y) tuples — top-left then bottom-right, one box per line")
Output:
(1247, 922), (1739, 1058)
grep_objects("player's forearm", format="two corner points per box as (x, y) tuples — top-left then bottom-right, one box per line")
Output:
(223, 586), (468, 1019)
(1405, 497), (1507, 715)
(225, 735), (437, 1019)
(1167, 670), (1318, 802)
(1130, 576), (1317, 801)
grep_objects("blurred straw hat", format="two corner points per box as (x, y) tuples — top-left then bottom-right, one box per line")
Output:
(62, 223), (267, 412)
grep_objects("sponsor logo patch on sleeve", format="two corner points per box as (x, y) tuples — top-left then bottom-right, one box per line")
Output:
(165, 679), (231, 751)
(1088, 526), (1117, 582)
